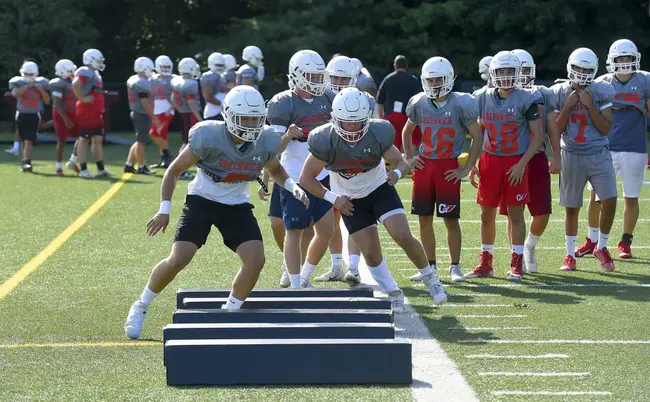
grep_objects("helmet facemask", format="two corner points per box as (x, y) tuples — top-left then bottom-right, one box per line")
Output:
(608, 55), (640, 74)
(519, 66), (535, 88)
(490, 67), (520, 89)
(289, 67), (326, 96)
(568, 65), (596, 86)
(421, 75), (453, 99)
(224, 111), (266, 142)
(333, 111), (371, 143)
(325, 73), (356, 93)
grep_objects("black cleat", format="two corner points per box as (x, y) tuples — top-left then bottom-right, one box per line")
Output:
(136, 165), (156, 175)
(124, 164), (136, 173)
(20, 163), (33, 172)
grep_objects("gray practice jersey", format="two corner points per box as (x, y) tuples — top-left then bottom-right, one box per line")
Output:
(223, 70), (237, 90)
(236, 64), (259, 88)
(474, 87), (543, 156)
(551, 80), (615, 155)
(406, 92), (478, 159)
(49, 78), (75, 114)
(532, 84), (557, 153)
(151, 74), (173, 102)
(266, 89), (336, 180)
(187, 121), (281, 205)
(126, 74), (152, 114)
(171, 76), (200, 113)
(308, 119), (394, 199)
(200, 71), (224, 98)
(9, 76), (50, 114)
(356, 72), (377, 94)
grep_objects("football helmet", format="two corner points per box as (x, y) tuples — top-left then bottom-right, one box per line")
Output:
(489, 51), (521, 89)
(155, 55), (173, 76)
(606, 39), (641, 74)
(223, 54), (237, 71)
(242, 45), (263, 67)
(511, 49), (535, 87)
(20, 61), (39, 82)
(83, 49), (105, 71)
(178, 57), (200, 79)
(288, 50), (327, 96)
(331, 87), (372, 143)
(478, 56), (492, 81)
(55, 59), (77, 79)
(567, 47), (598, 85)
(208, 52), (226, 74)
(325, 56), (358, 93)
(222, 85), (267, 142)
(134, 57), (154, 78)
(420, 57), (455, 98)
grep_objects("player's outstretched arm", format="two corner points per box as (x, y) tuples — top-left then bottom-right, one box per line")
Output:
(265, 158), (308, 208)
(299, 154), (353, 215)
(147, 147), (199, 237)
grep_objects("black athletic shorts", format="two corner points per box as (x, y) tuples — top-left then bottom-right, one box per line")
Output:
(174, 194), (263, 251)
(16, 113), (40, 142)
(342, 182), (405, 234)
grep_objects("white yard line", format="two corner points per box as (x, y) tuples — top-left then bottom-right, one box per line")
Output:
(459, 339), (650, 344)
(491, 391), (611, 396)
(480, 372), (590, 377)
(467, 354), (569, 359)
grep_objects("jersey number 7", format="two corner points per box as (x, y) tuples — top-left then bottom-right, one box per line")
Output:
(570, 113), (588, 143)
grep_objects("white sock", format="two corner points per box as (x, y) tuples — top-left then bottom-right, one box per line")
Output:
(289, 274), (301, 288)
(224, 294), (244, 310)
(598, 233), (609, 250)
(330, 253), (343, 270)
(12, 141), (20, 151)
(525, 233), (539, 248)
(56, 162), (62, 169)
(481, 244), (494, 255)
(513, 245), (524, 255)
(138, 286), (158, 306)
(588, 227), (599, 243)
(565, 235), (576, 257)
(419, 265), (433, 276)
(348, 254), (360, 274)
(69, 154), (78, 163)
(126, 161), (134, 167)
(368, 259), (399, 293)
(300, 262), (318, 281)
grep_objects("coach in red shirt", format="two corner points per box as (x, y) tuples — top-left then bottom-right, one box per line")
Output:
(377, 55), (422, 153)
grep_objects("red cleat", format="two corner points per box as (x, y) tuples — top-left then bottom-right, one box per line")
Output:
(56, 168), (63, 176)
(618, 240), (632, 259)
(465, 251), (494, 278)
(594, 248), (615, 271)
(575, 237), (597, 257)
(507, 253), (524, 281)
(560, 255), (577, 271)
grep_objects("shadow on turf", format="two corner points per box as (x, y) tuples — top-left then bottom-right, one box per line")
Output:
(171, 384), (410, 390)
(29, 170), (151, 184)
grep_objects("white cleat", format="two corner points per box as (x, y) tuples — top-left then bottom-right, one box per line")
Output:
(449, 265), (466, 282)
(315, 267), (345, 282)
(279, 263), (290, 288)
(79, 169), (94, 179)
(301, 278), (313, 288)
(524, 244), (537, 273)
(344, 270), (360, 285)
(387, 290), (406, 313)
(124, 301), (148, 339)
(65, 160), (80, 173)
(5, 147), (19, 156)
(96, 168), (114, 177)
(423, 274), (448, 306)
(409, 272), (424, 281)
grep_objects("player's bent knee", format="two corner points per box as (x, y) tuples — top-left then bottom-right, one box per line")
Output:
(443, 217), (460, 229)
(365, 254), (383, 267)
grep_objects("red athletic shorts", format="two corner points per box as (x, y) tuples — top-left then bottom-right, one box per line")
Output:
(180, 113), (198, 144)
(499, 152), (551, 216)
(75, 103), (104, 138)
(477, 152), (530, 208)
(411, 158), (461, 218)
(150, 113), (174, 141)
(385, 112), (422, 153)
(53, 111), (78, 141)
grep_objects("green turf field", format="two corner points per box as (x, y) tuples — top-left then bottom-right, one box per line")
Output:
(1, 135), (649, 401)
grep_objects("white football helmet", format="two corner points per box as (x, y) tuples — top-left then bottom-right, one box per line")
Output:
(222, 85), (267, 142)
(511, 49), (535, 87)
(567, 47), (598, 86)
(178, 57), (200, 79)
(208, 52), (226, 74)
(325, 56), (358, 93)
(223, 54), (237, 71)
(478, 56), (492, 81)
(489, 51), (521, 89)
(155, 55), (173, 76)
(134, 57), (155, 78)
(331, 87), (372, 143)
(421, 57), (455, 99)
(351, 58), (363, 75)
(83, 49), (105, 71)
(607, 39), (641, 74)
(288, 50), (327, 96)
(20, 61), (39, 82)
(55, 59), (77, 79)
(242, 45), (263, 67)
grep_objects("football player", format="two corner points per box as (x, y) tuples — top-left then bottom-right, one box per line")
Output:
(351, 58), (378, 97)
(50, 59), (80, 176)
(149, 55), (175, 169)
(551, 48), (617, 271)
(236, 45), (264, 88)
(171, 57), (203, 180)
(580, 40), (649, 259)
(465, 51), (545, 281)
(124, 57), (157, 175)
(124, 86), (308, 339)
(402, 57), (483, 282)
(301, 87), (447, 311)
(9, 61), (50, 172)
(222, 54), (238, 91)
(201, 52), (226, 121)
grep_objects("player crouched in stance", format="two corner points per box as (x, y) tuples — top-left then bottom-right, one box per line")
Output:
(465, 51), (545, 281)
(300, 88), (447, 311)
(125, 86), (308, 339)
(552, 48), (617, 271)
(403, 57), (483, 283)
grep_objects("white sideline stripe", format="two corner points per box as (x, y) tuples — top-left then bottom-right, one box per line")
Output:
(440, 304), (513, 308)
(341, 227), (478, 402)
(467, 354), (569, 359)
(425, 283), (650, 288)
(448, 327), (533, 330)
(451, 294), (501, 298)
(406, 218), (650, 224)
(458, 339), (650, 344)
(480, 372), (590, 377)
(491, 391), (611, 396)
(440, 315), (527, 318)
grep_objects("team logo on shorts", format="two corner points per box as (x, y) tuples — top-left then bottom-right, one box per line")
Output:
(438, 203), (457, 214)
(516, 193), (528, 202)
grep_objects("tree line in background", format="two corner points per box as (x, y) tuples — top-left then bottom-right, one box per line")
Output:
(1, 0), (649, 127)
